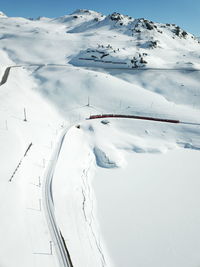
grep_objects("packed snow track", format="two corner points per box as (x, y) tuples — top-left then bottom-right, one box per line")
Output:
(43, 127), (73, 267)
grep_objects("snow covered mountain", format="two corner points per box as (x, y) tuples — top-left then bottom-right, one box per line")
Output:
(0, 9), (199, 69)
(0, 9), (200, 267)
(0, 11), (7, 17)
(69, 11), (200, 69)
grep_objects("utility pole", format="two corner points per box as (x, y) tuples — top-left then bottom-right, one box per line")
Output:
(24, 108), (27, 122)
(86, 96), (90, 107)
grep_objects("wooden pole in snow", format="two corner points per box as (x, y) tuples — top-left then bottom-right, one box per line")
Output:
(24, 108), (27, 122)
(86, 96), (90, 107)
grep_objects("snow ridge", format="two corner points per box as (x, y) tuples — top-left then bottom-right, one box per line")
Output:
(0, 11), (7, 18)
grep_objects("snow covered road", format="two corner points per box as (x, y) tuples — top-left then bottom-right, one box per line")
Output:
(0, 66), (11, 85)
(43, 127), (73, 267)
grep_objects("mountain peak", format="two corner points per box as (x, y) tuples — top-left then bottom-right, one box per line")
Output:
(71, 9), (102, 17)
(0, 11), (7, 18)
(108, 12), (133, 21)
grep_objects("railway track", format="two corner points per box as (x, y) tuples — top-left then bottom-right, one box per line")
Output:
(43, 128), (73, 267)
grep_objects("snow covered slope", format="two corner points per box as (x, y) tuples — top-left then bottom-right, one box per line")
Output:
(0, 11), (7, 18)
(0, 9), (200, 267)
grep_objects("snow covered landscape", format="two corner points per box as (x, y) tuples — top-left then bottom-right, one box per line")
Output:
(0, 8), (200, 267)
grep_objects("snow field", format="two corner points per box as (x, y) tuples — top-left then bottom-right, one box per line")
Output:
(52, 117), (200, 267)
(93, 148), (200, 267)
(0, 9), (200, 267)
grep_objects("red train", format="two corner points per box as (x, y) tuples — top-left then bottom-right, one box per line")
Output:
(88, 114), (180, 124)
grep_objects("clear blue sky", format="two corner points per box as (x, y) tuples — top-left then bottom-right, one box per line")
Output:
(1, 0), (200, 36)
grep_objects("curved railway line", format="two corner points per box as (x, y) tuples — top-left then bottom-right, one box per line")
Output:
(43, 129), (73, 267)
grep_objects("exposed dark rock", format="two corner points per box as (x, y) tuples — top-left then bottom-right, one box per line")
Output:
(109, 12), (124, 21)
